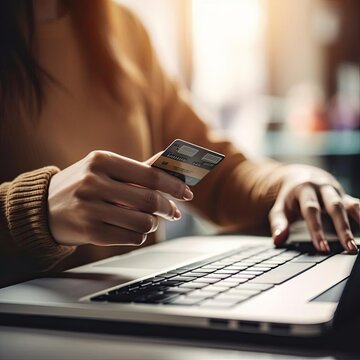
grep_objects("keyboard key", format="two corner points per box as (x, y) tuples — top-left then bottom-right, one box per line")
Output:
(238, 270), (263, 276)
(204, 273), (231, 280)
(188, 290), (214, 298)
(251, 262), (314, 284)
(245, 268), (266, 274)
(249, 266), (272, 272)
(173, 259), (208, 272)
(215, 269), (239, 275)
(185, 270), (213, 276)
(236, 283), (274, 291)
(235, 260), (257, 266)
(145, 285), (168, 292)
(276, 250), (301, 257)
(224, 265), (248, 271)
(273, 253), (301, 260)
(161, 273), (177, 279)
(291, 254), (332, 263)
(227, 276), (248, 284)
(134, 292), (178, 304)
(204, 284), (231, 292)
(106, 294), (135, 303)
(165, 287), (193, 294)
(201, 264), (223, 269)
(261, 259), (287, 265)
(192, 278), (219, 284)
(170, 276), (197, 282)
(175, 268), (192, 274)
(214, 293), (250, 302)
(261, 249), (287, 256)
(247, 255), (271, 262)
(232, 273), (256, 280)
(217, 280), (241, 288)
(213, 260), (234, 266)
(167, 296), (203, 306)
(197, 267), (217, 271)
(226, 288), (261, 296)
(258, 263), (278, 268)
(178, 282), (207, 289)
(184, 293), (211, 302)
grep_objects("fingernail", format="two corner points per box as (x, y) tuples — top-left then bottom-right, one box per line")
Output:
(274, 228), (282, 238)
(273, 228), (284, 247)
(323, 241), (330, 253)
(183, 186), (193, 201)
(347, 240), (358, 253)
(319, 241), (328, 253)
(173, 209), (182, 220)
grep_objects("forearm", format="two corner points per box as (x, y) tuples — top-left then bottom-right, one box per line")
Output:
(158, 82), (286, 230)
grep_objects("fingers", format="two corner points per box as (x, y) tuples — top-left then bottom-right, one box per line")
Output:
(144, 152), (162, 165)
(99, 179), (181, 221)
(91, 222), (147, 247)
(320, 185), (357, 254)
(269, 199), (290, 246)
(100, 203), (160, 235)
(85, 151), (193, 201)
(298, 185), (329, 253)
(343, 194), (360, 224)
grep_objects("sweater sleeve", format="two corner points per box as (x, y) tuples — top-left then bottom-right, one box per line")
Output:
(0, 167), (75, 286)
(122, 9), (287, 232)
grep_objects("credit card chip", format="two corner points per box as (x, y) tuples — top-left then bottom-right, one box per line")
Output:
(178, 145), (199, 157)
(201, 153), (222, 164)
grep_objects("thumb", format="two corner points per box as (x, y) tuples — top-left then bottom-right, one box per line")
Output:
(269, 201), (290, 247)
(145, 152), (162, 166)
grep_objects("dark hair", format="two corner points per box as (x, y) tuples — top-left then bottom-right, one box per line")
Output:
(0, 0), (142, 121)
(0, 0), (45, 119)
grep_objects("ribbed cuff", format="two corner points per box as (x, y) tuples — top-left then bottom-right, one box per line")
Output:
(5, 167), (75, 269)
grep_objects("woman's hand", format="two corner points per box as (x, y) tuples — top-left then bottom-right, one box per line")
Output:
(269, 164), (359, 254)
(48, 151), (193, 247)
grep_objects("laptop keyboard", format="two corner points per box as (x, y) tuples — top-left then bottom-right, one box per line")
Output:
(91, 245), (331, 309)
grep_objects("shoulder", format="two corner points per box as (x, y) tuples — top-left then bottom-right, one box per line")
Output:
(114, 4), (152, 51)
(115, 4), (141, 30)
(113, 3), (154, 71)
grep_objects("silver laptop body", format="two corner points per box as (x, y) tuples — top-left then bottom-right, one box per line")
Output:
(0, 233), (358, 337)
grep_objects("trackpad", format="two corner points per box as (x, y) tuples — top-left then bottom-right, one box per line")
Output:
(312, 278), (348, 303)
(94, 251), (204, 270)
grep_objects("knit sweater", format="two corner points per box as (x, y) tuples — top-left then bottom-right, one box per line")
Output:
(0, 5), (284, 287)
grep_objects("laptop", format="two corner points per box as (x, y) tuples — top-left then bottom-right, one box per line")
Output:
(0, 225), (359, 337)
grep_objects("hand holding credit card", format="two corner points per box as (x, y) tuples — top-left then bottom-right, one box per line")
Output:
(151, 139), (225, 186)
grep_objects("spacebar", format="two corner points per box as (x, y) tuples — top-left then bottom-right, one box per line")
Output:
(251, 263), (315, 284)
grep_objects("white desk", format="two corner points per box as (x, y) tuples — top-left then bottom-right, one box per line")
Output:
(0, 325), (356, 360)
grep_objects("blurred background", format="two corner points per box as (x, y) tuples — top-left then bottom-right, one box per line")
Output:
(118, 0), (360, 238)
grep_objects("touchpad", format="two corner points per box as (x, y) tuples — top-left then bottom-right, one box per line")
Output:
(312, 278), (348, 303)
(93, 251), (204, 270)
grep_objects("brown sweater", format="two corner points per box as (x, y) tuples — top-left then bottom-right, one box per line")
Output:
(0, 6), (284, 286)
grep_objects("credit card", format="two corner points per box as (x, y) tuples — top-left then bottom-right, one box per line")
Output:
(151, 139), (225, 186)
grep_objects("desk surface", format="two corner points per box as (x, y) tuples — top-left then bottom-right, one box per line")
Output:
(0, 325), (357, 360)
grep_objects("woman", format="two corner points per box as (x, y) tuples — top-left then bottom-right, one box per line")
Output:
(0, 0), (359, 287)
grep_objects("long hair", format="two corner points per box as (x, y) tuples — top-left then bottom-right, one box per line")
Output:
(0, 0), (141, 121)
